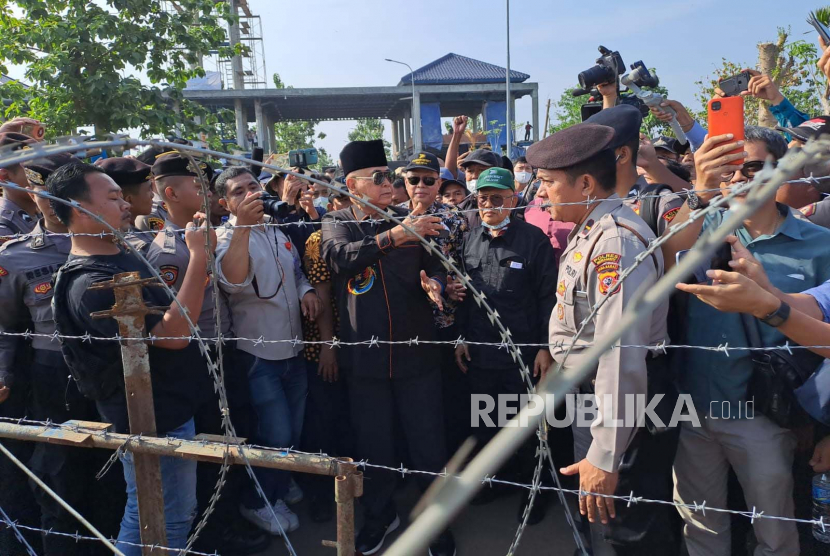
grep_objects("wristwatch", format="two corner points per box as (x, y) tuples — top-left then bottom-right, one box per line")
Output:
(760, 301), (791, 328)
(687, 192), (709, 210)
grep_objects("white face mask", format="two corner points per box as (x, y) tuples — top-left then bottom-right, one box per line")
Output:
(515, 171), (532, 184)
(467, 179), (477, 192)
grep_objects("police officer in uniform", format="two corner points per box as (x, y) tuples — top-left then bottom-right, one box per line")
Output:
(0, 132), (38, 244)
(527, 123), (679, 555)
(587, 105), (683, 236)
(0, 153), (124, 554)
(97, 157), (155, 254)
(145, 154), (267, 554)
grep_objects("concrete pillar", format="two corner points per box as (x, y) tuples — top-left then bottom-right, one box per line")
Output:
(531, 88), (540, 142)
(268, 120), (276, 155)
(262, 109), (274, 154)
(412, 91), (422, 154)
(404, 111), (411, 155)
(255, 99), (265, 149)
(234, 98), (247, 151)
(228, 0), (244, 91)
(391, 118), (400, 160)
(397, 119), (405, 155)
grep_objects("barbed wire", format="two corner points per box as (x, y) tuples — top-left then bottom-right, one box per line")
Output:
(1, 415), (826, 533)
(0, 503), (40, 556)
(5, 328), (830, 355)
(0, 512), (224, 556)
(2, 176), (829, 241)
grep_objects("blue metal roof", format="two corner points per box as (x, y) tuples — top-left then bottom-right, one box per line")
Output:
(398, 53), (530, 85)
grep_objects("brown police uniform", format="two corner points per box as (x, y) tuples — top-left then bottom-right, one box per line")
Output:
(527, 123), (679, 555)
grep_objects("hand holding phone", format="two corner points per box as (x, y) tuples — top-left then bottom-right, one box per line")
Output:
(718, 71), (751, 97)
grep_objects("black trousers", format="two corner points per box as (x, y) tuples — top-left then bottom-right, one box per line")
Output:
(438, 326), (471, 457)
(0, 370), (41, 555)
(347, 371), (446, 528)
(570, 356), (681, 555)
(300, 358), (351, 501)
(192, 345), (256, 541)
(28, 353), (124, 556)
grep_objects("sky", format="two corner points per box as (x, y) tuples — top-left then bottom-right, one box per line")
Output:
(244, 0), (823, 158)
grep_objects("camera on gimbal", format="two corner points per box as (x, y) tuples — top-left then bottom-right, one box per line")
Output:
(575, 46), (625, 96)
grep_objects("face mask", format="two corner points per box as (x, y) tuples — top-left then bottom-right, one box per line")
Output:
(467, 179), (477, 192)
(515, 171), (532, 184)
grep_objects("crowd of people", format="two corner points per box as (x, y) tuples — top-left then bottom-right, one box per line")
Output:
(3, 38), (830, 556)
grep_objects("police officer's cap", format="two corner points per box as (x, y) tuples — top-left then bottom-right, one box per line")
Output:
(585, 104), (643, 149)
(96, 157), (152, 186)
(0, 132), (34, 152)
(526, 123), (615, 170)
(23, 153), (76, 187)
(152, 151), (212, 180)
(404, 152), (440, 173)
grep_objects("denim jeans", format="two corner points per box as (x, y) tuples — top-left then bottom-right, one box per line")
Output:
(116, 418), (197, 556)
(242, 353), (308, 509)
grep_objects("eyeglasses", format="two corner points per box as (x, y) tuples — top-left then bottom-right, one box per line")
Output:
(476, 193), (513, 207)
(721, 160), (773, 181)
(406, 176), (438, 186)
(352, 170), (393, 186)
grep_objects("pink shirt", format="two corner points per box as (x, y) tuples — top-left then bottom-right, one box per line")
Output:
(524, 198), (574, 265)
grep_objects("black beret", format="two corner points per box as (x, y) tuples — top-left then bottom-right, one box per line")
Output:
(151, 151), (212, 180)
(585, 104), (643, 149)
(136, 146), (166, 165)
(404, 152), (440, 173)
(0, 132), (34, 151)
(23, 153), (76, 186)
(96, 157), (151, 186)
(339, 140), (387, 177)
(526, 123), (615, 170)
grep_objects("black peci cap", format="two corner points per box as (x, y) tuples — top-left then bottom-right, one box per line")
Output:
(526, 123), (615, 170)
(339, 140), (388, 177)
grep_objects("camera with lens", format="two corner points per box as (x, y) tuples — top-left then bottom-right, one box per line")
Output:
(259, 193), (290, 220)
(576, 45), (625, 95)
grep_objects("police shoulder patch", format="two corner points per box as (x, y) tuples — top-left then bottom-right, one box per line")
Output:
(148, 217), (165, 231)
(592, 253), (622, 296)
(800, 203), (818, 218)
(0, 266), (7, 277)
(159, 265), (179, 286)
(662, 207), (680, 222)
(33, 281), (52, 295)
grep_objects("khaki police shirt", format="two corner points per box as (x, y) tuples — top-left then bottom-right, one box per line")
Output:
(216, 215), (314, 361)
(146, 219), (231, 338)
(549, 195), (669, 473)
(0, 197), (36, 245)
(134, 193), (170, 234)
(800, 197), (830, 229)
(622, 176), (684, 236)
(0, 220), (70, 386)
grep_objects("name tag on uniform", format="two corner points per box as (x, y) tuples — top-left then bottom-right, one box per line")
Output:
(509, 261), (523, 269)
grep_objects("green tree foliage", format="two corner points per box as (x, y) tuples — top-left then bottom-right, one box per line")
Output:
(347, 118), (392, 159)
(271, 72), (323, 154)
(0, 0), (239, 138)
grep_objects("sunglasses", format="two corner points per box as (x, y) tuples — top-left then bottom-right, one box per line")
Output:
(476, 193), (513, 207)
(406, 176), (438, 186)
(721, 160), (773, 181)
(353, 170), (393, 186)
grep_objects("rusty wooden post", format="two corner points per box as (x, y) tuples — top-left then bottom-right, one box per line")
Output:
(90, 272), (168, 556)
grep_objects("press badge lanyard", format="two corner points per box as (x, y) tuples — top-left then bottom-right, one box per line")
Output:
(252, 226), (285, 299)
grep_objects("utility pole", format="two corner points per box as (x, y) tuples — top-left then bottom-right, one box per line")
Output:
(90, 272), (168, 556)
(505, 0), (512, 158)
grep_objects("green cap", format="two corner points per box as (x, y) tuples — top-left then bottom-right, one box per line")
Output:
(475, 167), (515, 191)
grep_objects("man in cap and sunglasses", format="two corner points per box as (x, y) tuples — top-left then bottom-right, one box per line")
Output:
(321, 140), (456, 556)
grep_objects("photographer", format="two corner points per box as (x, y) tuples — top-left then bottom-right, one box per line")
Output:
(660, 126), (830, 556)
(214, 166), (320, 536)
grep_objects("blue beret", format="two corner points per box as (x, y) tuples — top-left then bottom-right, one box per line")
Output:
(586, 104), (643, 150)
(526, 123), (615, 170)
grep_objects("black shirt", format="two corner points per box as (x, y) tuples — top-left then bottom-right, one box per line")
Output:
(458, 218), (558, 371)
(63, 251), (209, 434)
(321, 205), (446, 380)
